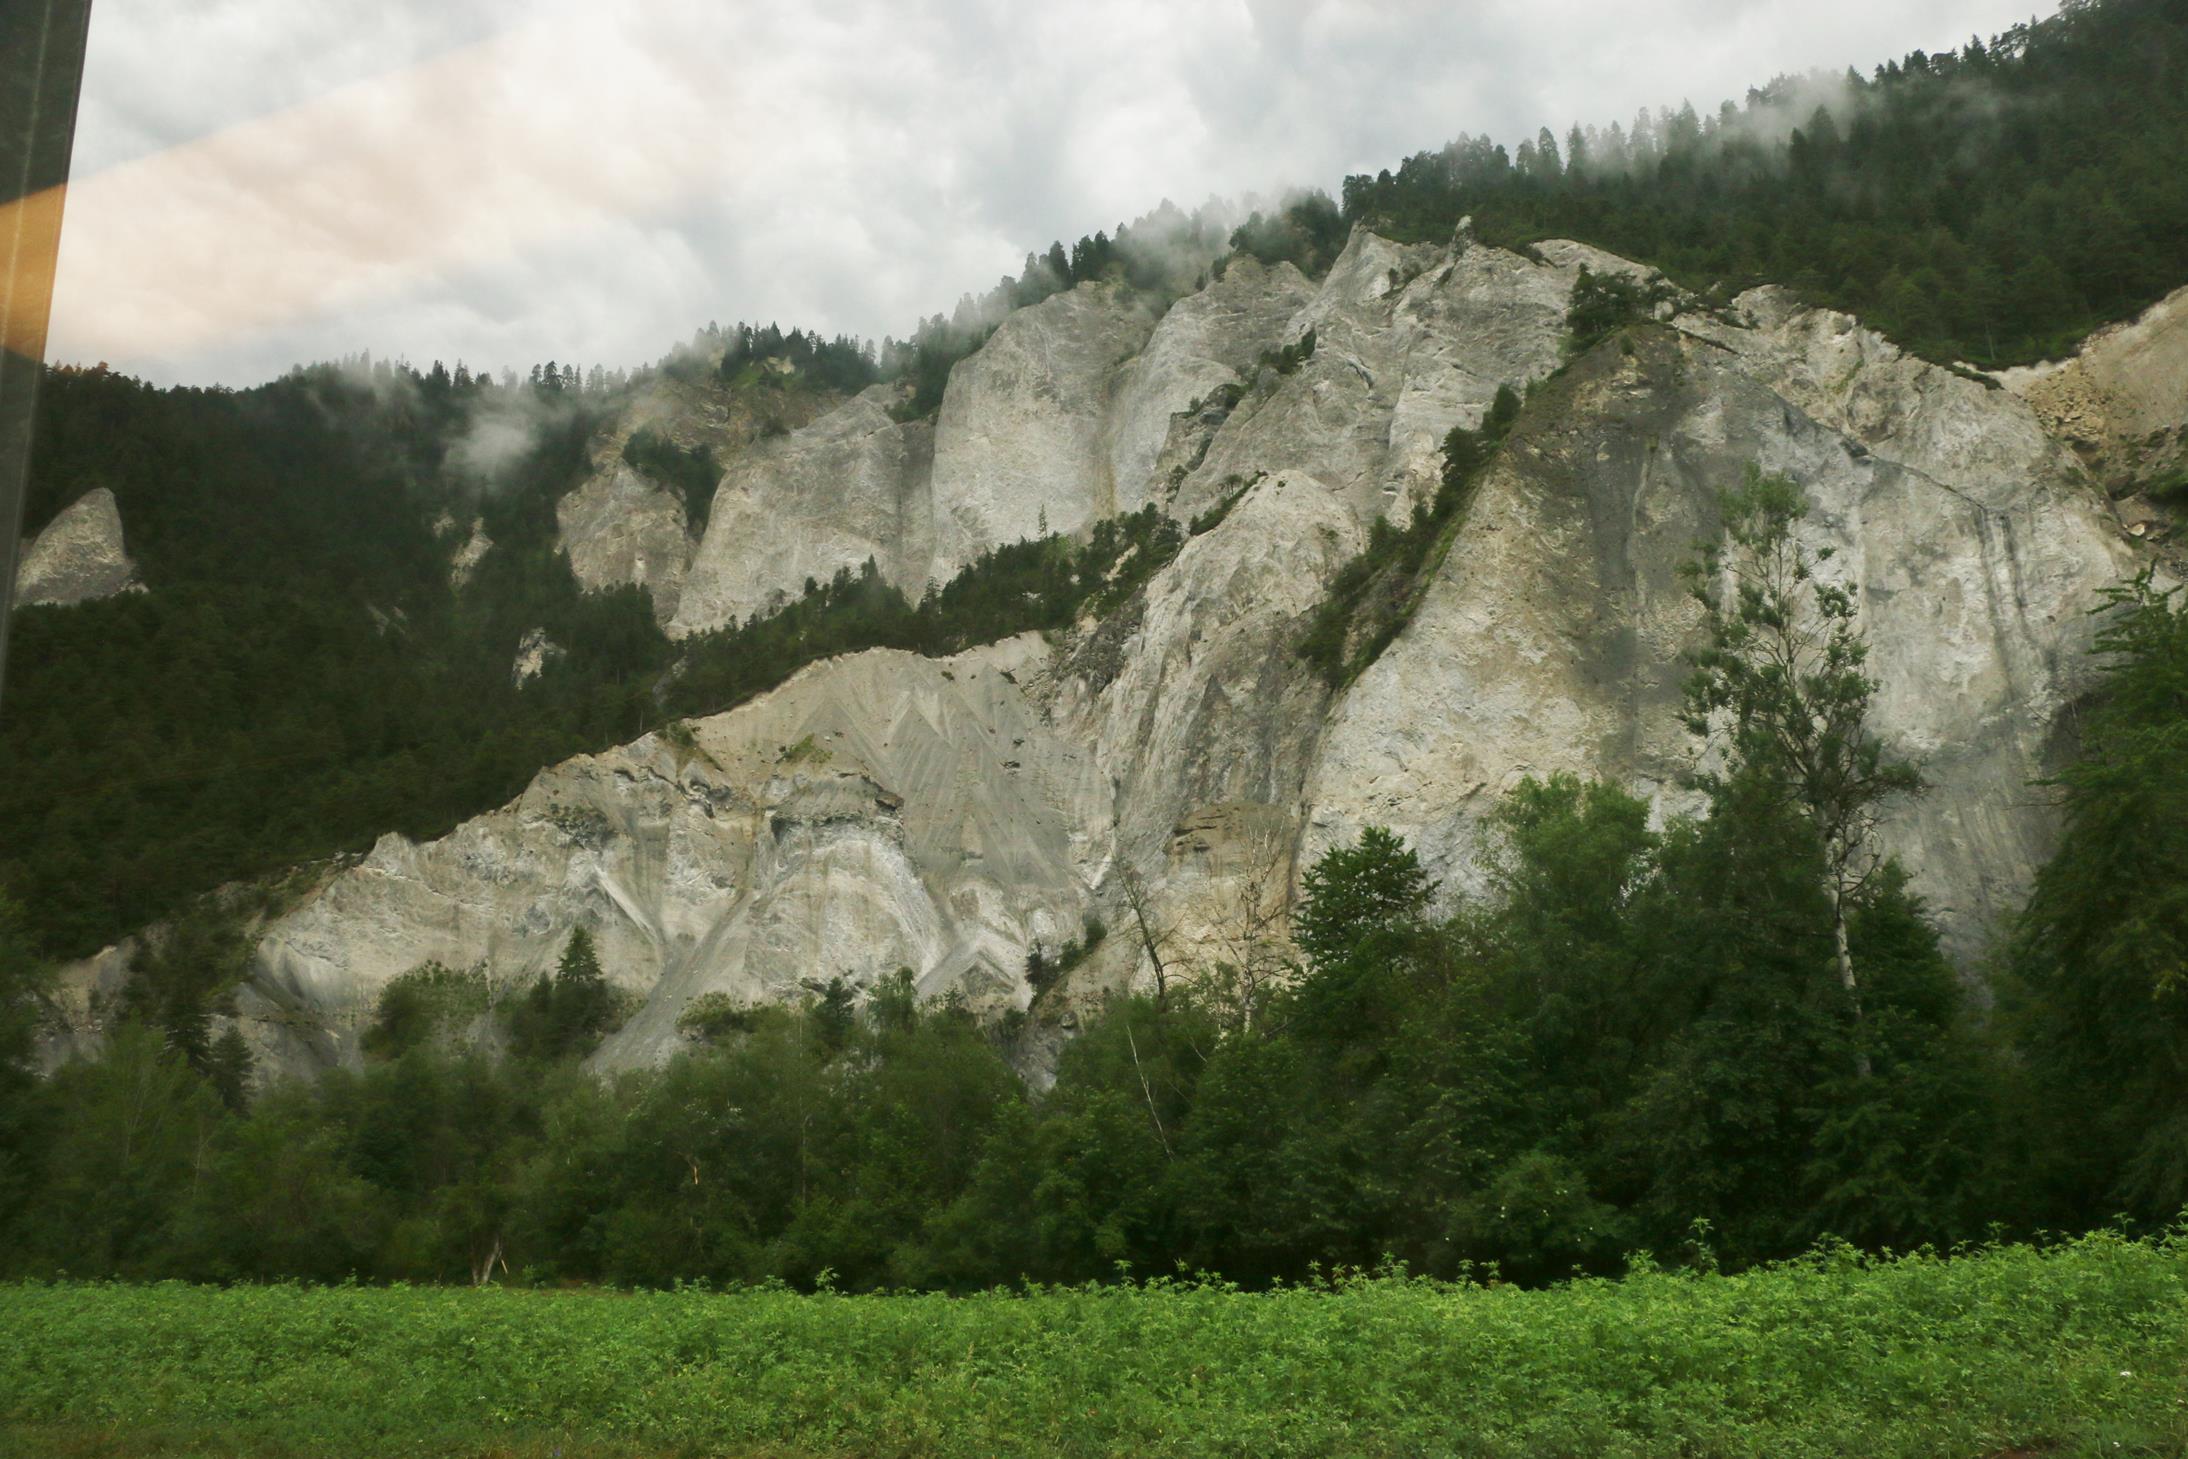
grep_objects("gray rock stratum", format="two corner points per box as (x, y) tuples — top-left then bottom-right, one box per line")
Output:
(672, 387), (932, 633)
(925, 282), (1160, 583)
(49, 227), (2155, 1078)
(554, 366), (841, 625)
(557, 466), (690, 621)
(13, 487), (139, 606)
(251, 634), (1105, 1068)
(1305, 299), (2137, 963)
(2000, 283), (2188, 494)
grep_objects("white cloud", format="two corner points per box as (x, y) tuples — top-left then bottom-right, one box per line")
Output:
(48, 0), (2046, 385)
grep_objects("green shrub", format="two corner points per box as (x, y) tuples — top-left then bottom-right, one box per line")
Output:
(363, 961), (492, 1059)
(1564, 266), (1673, 354)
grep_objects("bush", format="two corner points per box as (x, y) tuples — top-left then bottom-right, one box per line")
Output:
(1026, 917), (1108, 997)
(363, 961), (491, 1060)
(505, 929), (621, 1062)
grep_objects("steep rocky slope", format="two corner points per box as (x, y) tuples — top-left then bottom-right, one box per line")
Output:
(246, 634), (1101, 1067)
(47, 226), (2153, 1078)
(556, 465), (690, 621)
(1307, 300), (2135, 961)
(925, 283), (1162, 583)
(672, 387), (931, 632)
(555, 366), (840, 625)
(1999, 283), (2188, 554)
(13, 487), (139, 606)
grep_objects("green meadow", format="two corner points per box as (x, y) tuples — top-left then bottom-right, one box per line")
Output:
(6, 1232), (2188, 1458)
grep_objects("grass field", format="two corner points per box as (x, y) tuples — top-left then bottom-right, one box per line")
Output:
(5, 1233), (2188, 1458)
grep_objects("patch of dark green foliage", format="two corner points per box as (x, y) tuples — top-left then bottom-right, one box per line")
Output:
(1257, 326), (1316, 377)
(1226, 190), (1351, 277)
(503, 928), (622, 1063)
(1025, 917), (1106, 997)
(660, 505), (1183, 722)
(716, 322), (878, 396)
(2, 362), (666, 962)
(618, 426), (719, 533)
(1563, 265), (1674, 353)
(1188, 474), (1259, 537)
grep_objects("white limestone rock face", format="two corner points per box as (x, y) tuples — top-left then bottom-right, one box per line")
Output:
(1998, 284), (2188, 486)
(1175, 227), (1577, 530)
(511, 627), (564, 686)
(552, 368), (838, 625)
(1105, 258), (1314, 513)
(59, 228), (2155, 1077)
(1040, 473), (1361, 977)
(1527, 238), (1665, 282)
(14, 488), (139, 606)
(556, 466), (691, 621)
(1304, 311), (2140, 962)
(40, 936), (345, 1089)
(1689, 287), (2078, 512)
(1050, 473), (1359, 863)
(926, 282), (1159, 581)
(671, 387), (933, 635)
(447, 518), (493, 589)
(252, 635), (1109, 1069)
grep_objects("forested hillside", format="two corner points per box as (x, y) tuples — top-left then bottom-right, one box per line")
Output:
(1330, 0), (2187, 364)
(0, 361), (1200, 960)
(0, 196), (1235, 962)
(2, 363), (665, 957)
(2, 462), (2180, 1289)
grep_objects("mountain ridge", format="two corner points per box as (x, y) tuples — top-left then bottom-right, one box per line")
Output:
(33, 223), (2157, 1081)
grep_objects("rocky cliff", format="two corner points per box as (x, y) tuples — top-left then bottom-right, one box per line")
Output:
(1307, 290), (2134, 962)
(673, 387), (931, 632)
(2000, 282), (2188, 556)
(249, 634), (1104, 1067)
(51, 226), (2157, 1078)
(13, 487), (140, 607)
(556, 366), (841, 625)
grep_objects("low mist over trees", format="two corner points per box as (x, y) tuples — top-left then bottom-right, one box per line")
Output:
(1341, 0), (2188, 364)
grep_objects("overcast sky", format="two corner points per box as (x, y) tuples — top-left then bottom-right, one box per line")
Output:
(44, 0), (2047, 387)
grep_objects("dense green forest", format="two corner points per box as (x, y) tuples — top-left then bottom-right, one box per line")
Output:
(1334, 0), (2188, 364)
(1, 362), (668, 959)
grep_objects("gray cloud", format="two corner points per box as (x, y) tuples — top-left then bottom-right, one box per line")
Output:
(48, 0), (2044, 386)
